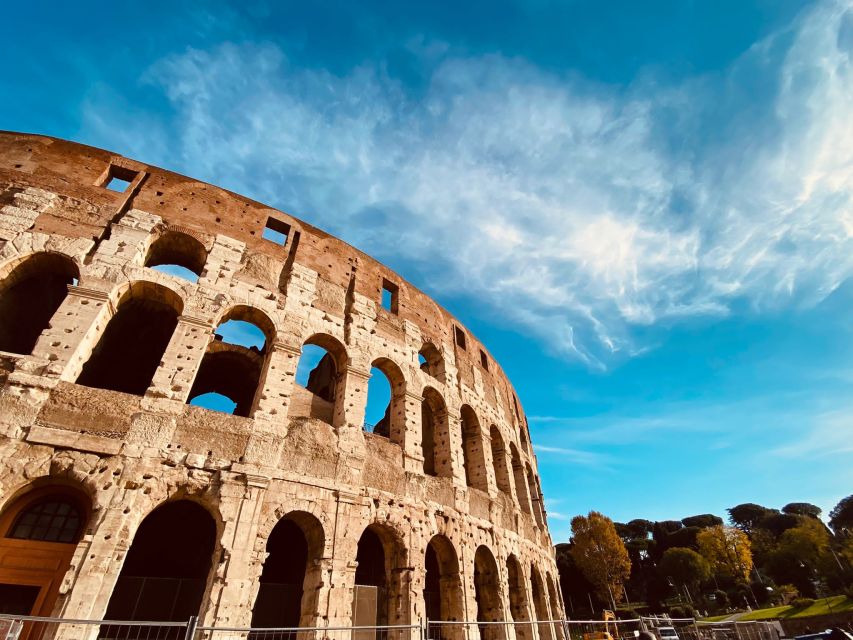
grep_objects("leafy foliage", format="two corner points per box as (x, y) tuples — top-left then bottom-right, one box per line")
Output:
(659, 547), (711, 588)
(781, 503), (821, 518)
(830, 494), (853, 534)
(570, 511), (632, 605)
(728, 503), (775, 533)
(697, 525), (753, 582)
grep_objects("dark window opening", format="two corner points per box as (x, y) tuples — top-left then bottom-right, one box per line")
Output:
(187, 349), (262, 417)
(421, 388), (447, 478)
(77, 288), (181, 396)
(479, 350), (489, 370)
(145, 231), (208, 283)
(8, 499), (82, 544)
(380, 279), (398, 314)
(506, 556), (531, 636)
(0, 253), (78, 355)
(262, 217), (291, 246)
(0, 584), (40, 616)
(421, 401), (437, 476)
(423, 535), (463, 630)
(474, 546), (503, 638)
(490, 427), (512, 494)
(251, 520), (307, 629)
(454, 326), (466, 350)
(461, 405), (488, 491)
(354, 528), (387, 627)
(418, 342), (444, 380)
(102, 501), (215, 625)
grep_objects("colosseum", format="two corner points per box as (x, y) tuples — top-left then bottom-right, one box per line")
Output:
(0, 131), (564, 636)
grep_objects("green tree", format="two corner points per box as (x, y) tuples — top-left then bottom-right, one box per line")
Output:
(829, 494), (853, 534)
(659, 547), (711, 594)
(781, 503), (822, 519)
(570, 511), (632, 606)
(728, 503), (774, 534)
(681, 514), (724, 529)
(697, 525), (753, 582)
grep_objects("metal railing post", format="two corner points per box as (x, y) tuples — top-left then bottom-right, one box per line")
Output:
(185, 616), (199, 640)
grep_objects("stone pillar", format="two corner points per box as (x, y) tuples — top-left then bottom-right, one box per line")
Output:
(334, 366), (371, 430)
(401, 390), (425, 473)
(253, 341), (302, 422)
(34, 285), (114, 382)
(147, 315), (214, 401)
(326, 491), (361, 627)
(446, 412), (467, 487)
(204, 473), (269, 628)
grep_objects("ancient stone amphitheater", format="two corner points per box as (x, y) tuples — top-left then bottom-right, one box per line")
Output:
(0, 132), (563, 633)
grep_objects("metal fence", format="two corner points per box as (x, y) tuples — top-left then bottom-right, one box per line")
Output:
(0, 616), (788, 640)
(0, 615), (191, 640)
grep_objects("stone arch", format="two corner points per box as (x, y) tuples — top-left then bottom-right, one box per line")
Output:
(421, 387), (451, 478)
(188, 304), (276, 417)
(144, 228), (208, 281)
(489, 426), (512, 494)
(424, 534), (464, 626)
(366, 356), (406, 444)
(505, 555), (532, 640)
(353, 523), (410, 627)
(418, 341), (445, 381)
(102, 499), (216, 624)
(473, 545), (504, 640)
(0, 482), (91, 617)
(76, 281), (183, 395)
(251, 510), (325, 629)
(526, 464), (544, 527)
(509, 444), (531, 515)
(461, 405), (488, 491)
(292, 333), (348, 425)
(0, 251), (78, 355)
(530, 565), (553, 640)
(546, 573), (565, 640)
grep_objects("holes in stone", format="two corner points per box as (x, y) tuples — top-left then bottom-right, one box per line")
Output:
(381, 279), (398, 314)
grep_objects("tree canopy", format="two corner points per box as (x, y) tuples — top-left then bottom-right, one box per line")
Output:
(659, 547), (711, 589)
(697, 525), (753, 582)
(829, 494), (853, 534)
(781, 503), (821, 518)
(727, 503), (775, 533)
(570, 511), (632, 605)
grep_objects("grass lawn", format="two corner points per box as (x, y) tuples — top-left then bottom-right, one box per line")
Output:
(737, 596), (853, 621)
(701, 615), (731, 622)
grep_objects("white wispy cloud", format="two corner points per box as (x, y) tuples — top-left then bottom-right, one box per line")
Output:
(82, 0), (853, 367)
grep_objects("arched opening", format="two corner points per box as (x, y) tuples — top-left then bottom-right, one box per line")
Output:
(292, 334), (347, 425)
(418, 342), (445, 380)
(0, 484), (90, 617)
(510, 445), (531, 515)
(473, 546), (503, 640)
(506, 555), (532, 640)
(251, 511), (325, 629)
(490, 427), (511, 494)
(103, 500), (216, 625)
(144, 230), (208, 283)
(0, 252), (78, 355)
(527, 465), (544, 527)
(421, 387), (450, 478)
(530, 566), (553, 640)
(188, 306), (274, 417)
(424, 535), (464, 639)
(365, 358), (405, 441)
(353, 525), (408, 631)
(546, 574), (565, 640)
(519, 423), (529, 452)
(77, 282), (182, 395)
(461, 406), (488, 491)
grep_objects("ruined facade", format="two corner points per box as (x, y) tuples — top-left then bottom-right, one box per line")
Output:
(0, 132), (563, 630)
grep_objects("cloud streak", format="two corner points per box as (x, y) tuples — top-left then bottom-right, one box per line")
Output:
(82, 0), (853, 367)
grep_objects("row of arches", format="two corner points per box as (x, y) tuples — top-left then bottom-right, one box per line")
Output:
(0, 484), (562, 631)
(0, 251), (542, 516)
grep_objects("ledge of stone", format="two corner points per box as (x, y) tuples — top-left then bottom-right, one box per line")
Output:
(26, 424), (122, 455)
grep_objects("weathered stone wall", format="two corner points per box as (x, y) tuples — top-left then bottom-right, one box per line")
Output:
(0, 132), (563, 629)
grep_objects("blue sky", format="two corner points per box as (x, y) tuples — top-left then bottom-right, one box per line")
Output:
(4, 0), (852, 541)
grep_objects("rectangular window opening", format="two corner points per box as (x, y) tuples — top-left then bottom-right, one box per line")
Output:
(454, 326), (467, 350)
(101, 164), (138, 193)
(480, 349), (489, 370)
(263, 217), (291, 246)
(381, 279), (398, 313)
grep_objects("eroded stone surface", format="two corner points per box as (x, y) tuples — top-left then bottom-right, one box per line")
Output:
(0, 132), (564, 631)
